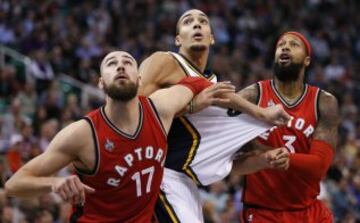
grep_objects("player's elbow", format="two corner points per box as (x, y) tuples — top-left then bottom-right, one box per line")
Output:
(4, 178), (17, 197)
(4, 170), (28, 197)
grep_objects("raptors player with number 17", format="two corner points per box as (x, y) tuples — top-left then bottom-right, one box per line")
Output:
(239, 32), (340, 223)
(4, 51), (233, 223)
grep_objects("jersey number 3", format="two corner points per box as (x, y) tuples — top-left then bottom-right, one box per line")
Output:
(283, 135), (296, 153)
(131, 166), (155, 197)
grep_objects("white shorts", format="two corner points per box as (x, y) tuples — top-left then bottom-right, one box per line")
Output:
(155, 168), (204, 223)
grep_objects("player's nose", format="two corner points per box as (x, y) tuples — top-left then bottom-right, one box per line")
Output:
(193, 20), (202, 29)
(117, 64), (125, 72)
(281, 45), (290, 52)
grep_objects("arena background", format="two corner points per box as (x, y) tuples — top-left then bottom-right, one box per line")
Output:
(0, 0), (359, 222)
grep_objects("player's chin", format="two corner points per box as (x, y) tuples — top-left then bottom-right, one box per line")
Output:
(190, 43), (208, 52)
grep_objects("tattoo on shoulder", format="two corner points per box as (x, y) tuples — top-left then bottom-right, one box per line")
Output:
(237, 83), (259, 104)
(314, 90), (339, 148)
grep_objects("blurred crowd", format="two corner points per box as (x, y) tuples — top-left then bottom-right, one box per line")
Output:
(0, 0), (359, 222)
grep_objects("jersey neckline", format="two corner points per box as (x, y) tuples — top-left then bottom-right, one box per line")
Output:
(270, 80), (308, 108)
(175, 52), (216, 80)
(100, 102), (144, 140)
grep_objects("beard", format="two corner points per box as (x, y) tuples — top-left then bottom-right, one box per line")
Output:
(273, 61), (304, 82)
(103, 80), (138, 102)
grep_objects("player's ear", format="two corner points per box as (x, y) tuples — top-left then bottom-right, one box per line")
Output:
(210, 34), (215, 45)
(175, 35), (181, 47)
(98, 77), (104, 89)
(304, 56), (311, 67)
(137, 76), (141, 86)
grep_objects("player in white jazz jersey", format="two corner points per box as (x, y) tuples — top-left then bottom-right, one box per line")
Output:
(139, 9), (291, 223)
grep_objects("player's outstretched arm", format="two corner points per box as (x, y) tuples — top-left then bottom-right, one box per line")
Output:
(211, 83), (291, 125)
(139, 52), (182, 96)
(288, 90), (339, 180)
(5, 120), (95, 203)
(149, 77), (235, 133)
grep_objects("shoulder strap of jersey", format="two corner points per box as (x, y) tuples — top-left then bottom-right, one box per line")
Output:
(257, 80), (271, 106)
(168, 52), (217, 83)
(139, 96), (167, 139)
(169, 52), (197, 77)
(309, 85), (321, 121)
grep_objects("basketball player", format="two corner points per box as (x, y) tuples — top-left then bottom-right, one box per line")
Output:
(139, 9), (291, 222)
(240, 32), (339, 222)
(4, 51), (233, 223)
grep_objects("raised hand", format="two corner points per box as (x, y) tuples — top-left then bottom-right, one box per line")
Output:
(52, 175), (95, 204)
(191, 81), (235, 113)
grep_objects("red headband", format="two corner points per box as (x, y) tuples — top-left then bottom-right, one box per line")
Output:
(277, 31), (312, 57)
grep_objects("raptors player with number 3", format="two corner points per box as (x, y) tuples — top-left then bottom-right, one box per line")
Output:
(240, 32), (339, 223)
(4, 51), (233, 223)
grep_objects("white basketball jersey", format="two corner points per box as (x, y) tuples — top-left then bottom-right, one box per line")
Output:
(165, 52), (270, 185)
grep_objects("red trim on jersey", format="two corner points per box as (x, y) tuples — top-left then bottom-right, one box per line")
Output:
(100, 103), (144, 140)
(270, 80), (308, 108)
(314, 89), (321, 121)
(73, 117), (100, 176)
(146, 98), (167, 138)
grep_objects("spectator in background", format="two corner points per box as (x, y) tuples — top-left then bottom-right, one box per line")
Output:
(0, 65), (19, 99)
(0, 158), (10, 188)
(16, 83), (37, 119)
(30, 49), (55, 94)
(6, 134), (24, 174)
(75, 38), (102, 61)
(1, 98), (31, 140)
(324, 55), (346, 81)
(50, 46), (71, 75)
(38, 119), (59, 152)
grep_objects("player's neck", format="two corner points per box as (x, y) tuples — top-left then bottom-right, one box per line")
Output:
(179, 48), (208, 73)
(273, 77), (305, 100)
(104, 97), (140, 134)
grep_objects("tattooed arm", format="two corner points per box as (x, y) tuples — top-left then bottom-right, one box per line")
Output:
(312, 91), (339, 147)
(288, 90), (339, 180)
(236, 83), (259, 104)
